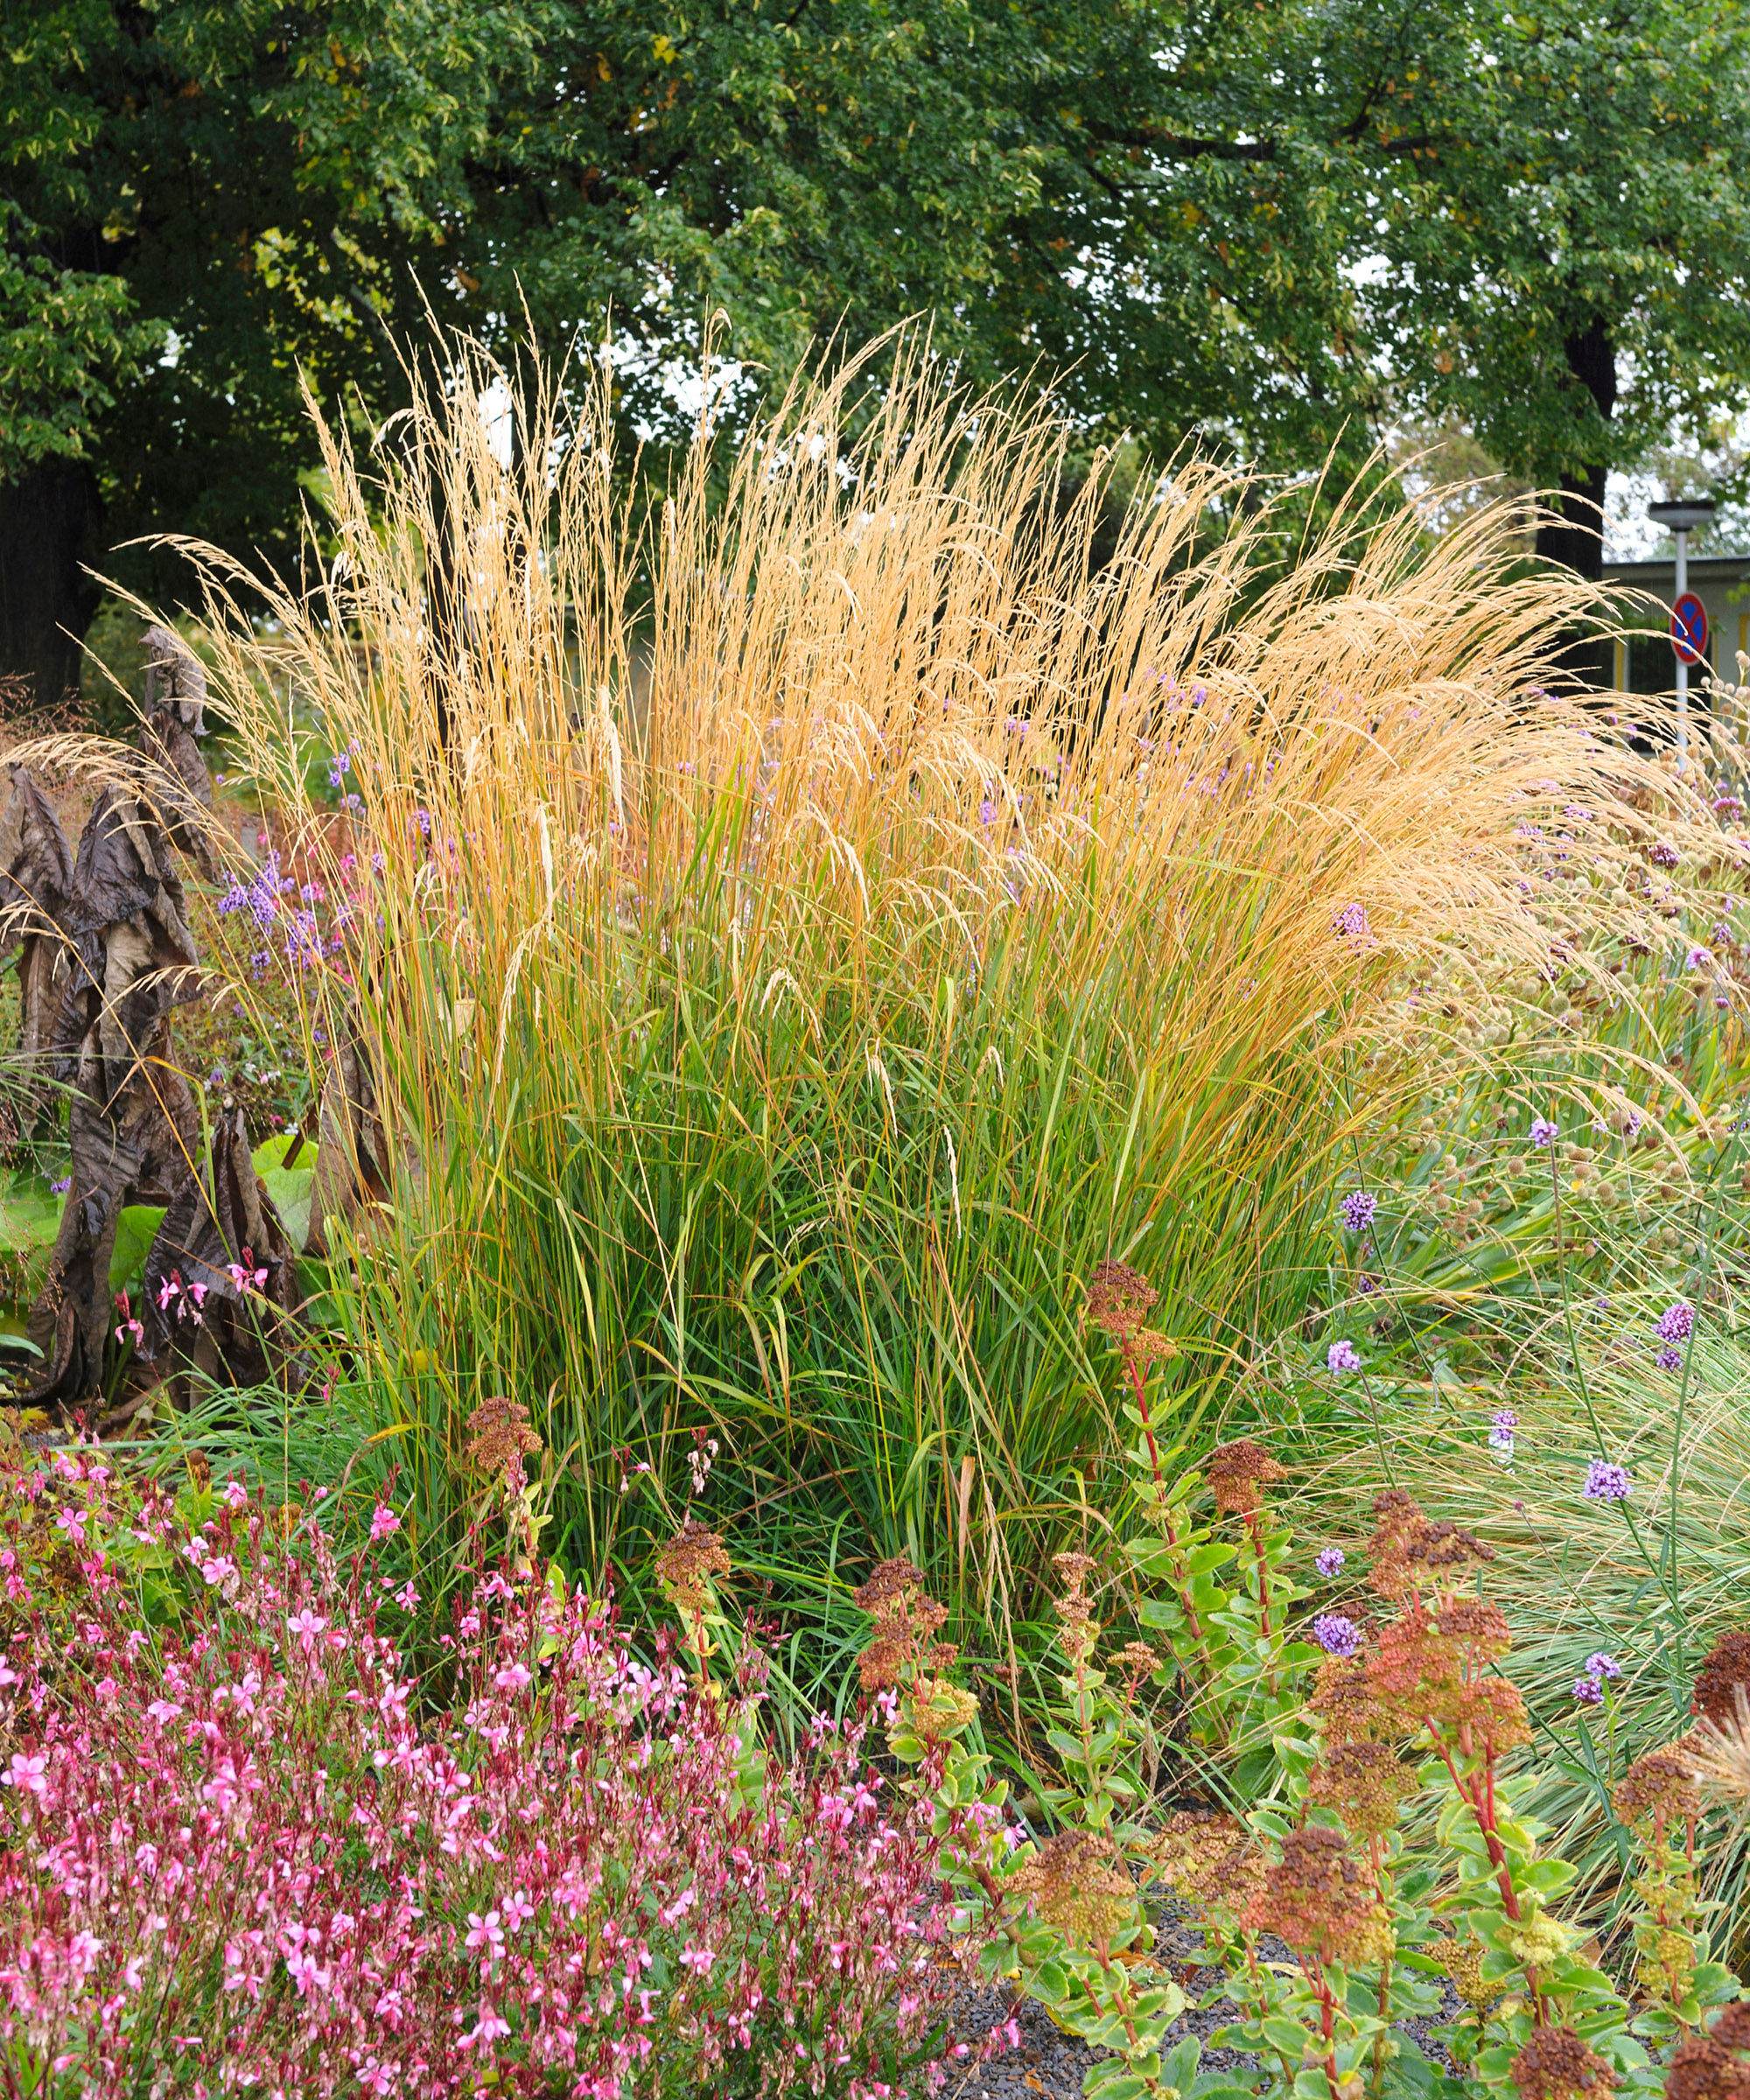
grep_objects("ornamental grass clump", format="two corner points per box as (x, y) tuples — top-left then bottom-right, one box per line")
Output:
(66, 323), (1730, 1656)
(0, 1450), (968, 2097)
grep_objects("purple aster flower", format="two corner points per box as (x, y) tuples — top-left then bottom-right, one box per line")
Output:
(1327, 1339), (1362, 1375)
(1529, 1117), (1559, 1148)
(1315, 1547), (1346, 1578)
(1656, 1346), (1682, 1372)
(1586, 1652), (1620, 1680)
(1312, 1614), (1361, 1659)
(1655, 1300), (1694, 1343)
(1333, 902), (1370, 939)
(1339, 1189), (1377, 1233)
(1583, 1460), (1632, 1503)
(1572, 1675), (1605, 1704)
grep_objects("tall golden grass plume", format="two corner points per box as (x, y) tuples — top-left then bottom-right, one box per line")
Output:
(23, 327), (1740, 1599)
(56, 329), (1726, 1134)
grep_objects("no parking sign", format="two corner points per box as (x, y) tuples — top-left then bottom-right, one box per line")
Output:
(1672, 592), (1709, 666)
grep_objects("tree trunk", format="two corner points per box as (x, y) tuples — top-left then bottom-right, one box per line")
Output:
(1533, 318), (1616, 690)
(0, 461), (104, 716)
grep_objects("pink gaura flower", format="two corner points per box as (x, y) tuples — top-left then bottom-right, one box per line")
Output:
(3, 1751), (47, 1795)
(287, 1606), (328, 1654)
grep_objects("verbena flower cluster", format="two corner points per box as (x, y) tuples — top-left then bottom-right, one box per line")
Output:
(0, 1455), (962, 2097)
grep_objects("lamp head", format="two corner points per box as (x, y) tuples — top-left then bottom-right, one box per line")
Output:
(1648, 498), (1717, 535)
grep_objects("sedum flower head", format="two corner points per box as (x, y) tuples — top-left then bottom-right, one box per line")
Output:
(1244, 1824), (1393, 1968)
(1613, 1749), (1699, 1830)
(654, 1518), (732, 1616)
(1082, 1261), (1157, 1342)
(1508, 2025), (1617, 2100)
(1306, 1741), (1417, 1838)
(1692, 1627), (1750, 1727)
(1012, 1830), (1137, 1943)
(1207, 1438), (1287, 1516)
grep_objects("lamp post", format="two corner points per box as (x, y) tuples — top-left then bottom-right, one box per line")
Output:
(1648, 498), (1717, 764)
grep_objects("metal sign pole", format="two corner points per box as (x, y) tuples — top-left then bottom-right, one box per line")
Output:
(1676, 524), (1689, 765)
(1648, 498), (1716, 770)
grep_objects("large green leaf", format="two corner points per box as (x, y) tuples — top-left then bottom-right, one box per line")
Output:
(0, 1181), (62, 1256)
(254, 1131), (318, 1252)
(109, 1203), (168, 1300)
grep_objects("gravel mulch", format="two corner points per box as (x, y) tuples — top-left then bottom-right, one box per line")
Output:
(935, 1913), (1462, 2100)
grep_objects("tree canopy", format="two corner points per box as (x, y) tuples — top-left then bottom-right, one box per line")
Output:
(6, 0), (1750, 701)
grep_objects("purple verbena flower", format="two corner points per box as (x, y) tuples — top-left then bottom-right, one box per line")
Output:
(1583, 1460), (1632, 1503)
(1649, 840), (1679, 870)
(1312, 1614), (1361, 1658)
(47, 1176), (71, 1196)
(1529, 1117), (1559, 1148)
(1655, 1300), (1694, 1343)
(1315, 1547), (1346, 1578)
(1333, 902), (1370, 940)
(1655, 1346), (1682, 1372)
(1572, 1675), (1605, 1704)
(1327, 1340), (1362, 1375)
(1339, 1189), (1377, 1233)
(1488, 1408), (1517, 1452)
(1685, 947), (1712, 970)
(1712, 920), (1734, 945)
(1586, 1652), (1620, 1680)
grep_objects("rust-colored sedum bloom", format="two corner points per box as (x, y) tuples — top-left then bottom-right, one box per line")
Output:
(1083, 1261), (1158, 1340)
(1367, 1489), (1494, 1600)
(1613, 1750), (1700, 1831)
(1310, 1656), (1386, 1747)
(1207, 1438), (1287, 1516)
(1153, 1810), (1268, 1916)
(1692, 1627), (1750, 1726)
(1012, 1829), (1138, 1943)
(1509, 2026), (1619, 2100)
(1666, 2035), (1750, 2100)
(850, 1556), (957, 1694)
(654, 1517), (732, 1615)
(464, 1395), (543, 1478)
(1243, 1824), (1392, 1968)
(1306, 1742), (1418, 1838)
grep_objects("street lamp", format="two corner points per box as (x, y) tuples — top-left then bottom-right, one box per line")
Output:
(1648, 497), (1717, 763)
